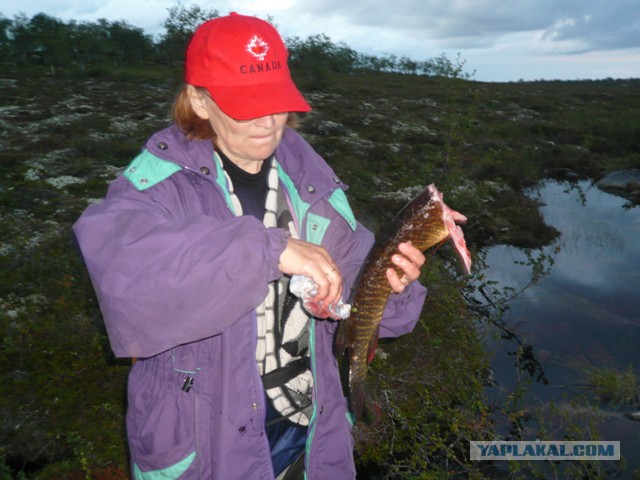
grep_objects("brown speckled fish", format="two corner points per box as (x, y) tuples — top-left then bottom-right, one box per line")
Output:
(334, 184), (471, 420)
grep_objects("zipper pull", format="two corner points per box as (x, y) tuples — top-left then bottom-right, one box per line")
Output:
(182, 376), (194, 393)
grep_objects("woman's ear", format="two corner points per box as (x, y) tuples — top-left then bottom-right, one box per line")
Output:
(187, 85), (210, 120)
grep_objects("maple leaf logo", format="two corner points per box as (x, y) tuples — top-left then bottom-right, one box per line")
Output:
(246, 35), (269, 61)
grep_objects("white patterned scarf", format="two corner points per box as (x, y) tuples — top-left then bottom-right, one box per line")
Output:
(216, 153), (313, 426)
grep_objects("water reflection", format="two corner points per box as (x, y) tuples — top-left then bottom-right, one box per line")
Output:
(480, 180), (640, 476)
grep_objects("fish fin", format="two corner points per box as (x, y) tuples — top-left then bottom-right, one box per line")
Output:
(366, 325), (380, 364)
(334, 317), (350, 357)
(334, 320), (352, 397)
(351, 381), (381, 423)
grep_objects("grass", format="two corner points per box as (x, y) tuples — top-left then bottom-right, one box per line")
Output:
(567, 356), (640, 407)
(589, 366), (638, 406)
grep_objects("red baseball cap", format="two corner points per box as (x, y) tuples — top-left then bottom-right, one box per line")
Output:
(185, 13), (311, 120)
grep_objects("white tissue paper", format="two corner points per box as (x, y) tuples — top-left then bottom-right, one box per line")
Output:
(289, 274), (352, 319)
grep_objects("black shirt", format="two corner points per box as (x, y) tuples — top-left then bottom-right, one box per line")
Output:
(218, 150), (271, 220)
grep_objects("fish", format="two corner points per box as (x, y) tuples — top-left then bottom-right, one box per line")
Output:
(334, 183), (472, 420)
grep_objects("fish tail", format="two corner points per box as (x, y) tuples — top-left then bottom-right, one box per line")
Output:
(350, 380), (381, 423)
(351, 380), (367, 421)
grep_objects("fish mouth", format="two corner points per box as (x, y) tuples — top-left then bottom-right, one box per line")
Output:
(447, 218), (472, 274)
(428, 184), (472, 274)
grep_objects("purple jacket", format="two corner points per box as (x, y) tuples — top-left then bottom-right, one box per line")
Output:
(73, 125), (427, 479)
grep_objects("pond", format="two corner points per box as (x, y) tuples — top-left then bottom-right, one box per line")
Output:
(480, 179), (640, 477)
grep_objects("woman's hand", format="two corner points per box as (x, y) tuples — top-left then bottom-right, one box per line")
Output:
(386, 242), (426, 294)
(278, 238), (343, 308)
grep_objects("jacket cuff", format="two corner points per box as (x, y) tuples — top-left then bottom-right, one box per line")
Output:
(265, 228), (291, 282)
(379, 281), (428, 338)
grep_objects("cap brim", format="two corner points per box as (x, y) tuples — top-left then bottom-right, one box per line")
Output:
(207, 78), (311, 121)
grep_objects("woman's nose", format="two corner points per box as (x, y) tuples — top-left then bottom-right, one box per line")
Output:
(254, 114), (276, 128)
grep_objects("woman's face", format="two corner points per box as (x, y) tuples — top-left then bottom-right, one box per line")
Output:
(189, 87), (287, 173)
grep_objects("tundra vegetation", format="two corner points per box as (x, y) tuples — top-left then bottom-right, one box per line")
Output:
(1, 5), (639, 479)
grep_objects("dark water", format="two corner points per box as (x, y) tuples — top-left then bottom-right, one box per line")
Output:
(480, 180), (640, 475)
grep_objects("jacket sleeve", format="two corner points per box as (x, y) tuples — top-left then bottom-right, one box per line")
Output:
(377, 281), (427, 339)
(321, 211), (427, 339)
(73, 176), (289, 358)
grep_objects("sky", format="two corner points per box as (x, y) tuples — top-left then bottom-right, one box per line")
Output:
(2, 0), (639, 82)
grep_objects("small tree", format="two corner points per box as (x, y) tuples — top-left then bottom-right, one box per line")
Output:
(69, 19), (111, 68)
(158, 3), (219, 64)
(422, 52), (475, 80)
(108, 20), (155, 63)
(0, 15), (12, 61)
(11, 13), (71, 74)
(287, 34), (357, 90)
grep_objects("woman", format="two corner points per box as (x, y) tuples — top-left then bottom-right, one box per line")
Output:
(74, 13), (427, 480)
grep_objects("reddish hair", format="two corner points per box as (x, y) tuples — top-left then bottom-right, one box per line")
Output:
(172, 86), (215, 141)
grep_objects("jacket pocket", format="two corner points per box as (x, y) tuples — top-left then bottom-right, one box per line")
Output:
(128, 369), (197, 479)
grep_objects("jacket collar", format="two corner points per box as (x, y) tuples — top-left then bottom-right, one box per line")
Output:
(144, 125), (347, 202)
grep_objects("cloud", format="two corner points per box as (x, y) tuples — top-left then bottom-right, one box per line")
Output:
(540, 2), (640, 53)
(283, 0), (640, 54)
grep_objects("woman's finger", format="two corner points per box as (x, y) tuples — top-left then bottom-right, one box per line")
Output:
(397, 242), (426, 269)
